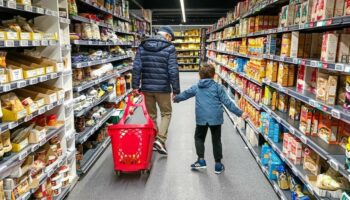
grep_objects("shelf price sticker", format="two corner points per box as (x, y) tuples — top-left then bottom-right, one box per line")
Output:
(36, 7), (44, 14)
(41, 40), (48, 46)
(306, 184), (314, 195)
(6, 0), (16, 8)
(17, 80), (26, 88)
(331, 109), (341, 119)
(19, 150), (29, 161)
(24, 5), (32, 12)
(32, 40), (40, 46)
(31, 145), (39, 152)
(19, 40), (28, 46)
(289, 125), (295, 134)
(329, 159), (339, 171)
(335, 63), (345, 71)
(45, 9), (53, 16)
(308, 99), (316, 107)
(4, 40), (14, 47)
(310, 60), (318, 67)
(317, 20), (326, 27)
(300, 134), (308, 144)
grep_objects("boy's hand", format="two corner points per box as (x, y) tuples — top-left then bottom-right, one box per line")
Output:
(172, 93), (177, 102)
(241, 112), (248, 119)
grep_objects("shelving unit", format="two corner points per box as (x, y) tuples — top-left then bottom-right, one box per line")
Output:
(207, 0), (350, 199)
(173, 28), (203, 72)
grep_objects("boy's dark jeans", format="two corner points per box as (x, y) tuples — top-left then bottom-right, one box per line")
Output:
(195, 124), (222, 163)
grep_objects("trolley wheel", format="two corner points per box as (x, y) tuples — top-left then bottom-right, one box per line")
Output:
(141, 170), (150, 175)
(115, 170), (121, 176)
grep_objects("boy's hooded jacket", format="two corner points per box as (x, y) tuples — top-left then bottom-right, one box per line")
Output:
(174, 79), (243, 125)
(132, 35), (180, 94)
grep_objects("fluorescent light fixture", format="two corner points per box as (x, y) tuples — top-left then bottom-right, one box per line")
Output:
(180, 0), (186, 23)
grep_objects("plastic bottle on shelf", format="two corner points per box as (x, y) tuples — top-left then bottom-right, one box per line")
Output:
(116, 78), (122, 96)
(261, 143), (271, 166)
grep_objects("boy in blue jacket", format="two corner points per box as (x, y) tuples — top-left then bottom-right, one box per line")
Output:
(174, 64), (247, 174)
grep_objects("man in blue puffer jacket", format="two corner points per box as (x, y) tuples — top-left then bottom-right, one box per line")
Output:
(132, 26), (180, 155)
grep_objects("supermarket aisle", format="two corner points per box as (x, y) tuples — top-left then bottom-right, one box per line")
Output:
(67, 72), (278, 200)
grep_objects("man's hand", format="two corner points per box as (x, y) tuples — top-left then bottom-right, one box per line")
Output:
(241, 112), (249, 120)
(172, 93), (176, 102)
(132, 89), (140, 96)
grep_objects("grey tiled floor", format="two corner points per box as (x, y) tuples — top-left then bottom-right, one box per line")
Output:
(67, 72), (279, 200)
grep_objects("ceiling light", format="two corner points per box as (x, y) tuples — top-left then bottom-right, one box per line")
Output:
(180, 0), (186, 23)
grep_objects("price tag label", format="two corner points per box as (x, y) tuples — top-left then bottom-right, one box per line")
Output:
(9, 121), (18, 129)
(88, 41), (93, 45)
(309, 99), (315, 107)
(329, 159), (339, 171)
(293, 58), (299, 64)
(49, 40), (56, 45)
(45, 9), (53, 16)
(36, 7), (44, 14)
(24, 5), (32, 12)
(267, 109), (271, 115)
(2, 84), (10, 92)
(310, 61), (318, 67)
(276, 116), (281, 123)
(41, 40), (48, 46)
(317, 20), (325, 27)
(289, 126), (295, 134)
(6, 0), (16, 8)
(39, 75), (47, 82)
(0, 165), (7, 172)
(25, 114), (32, 122)
(50, 73), (57, 79)
(300, 134), (308, 144)
(31, 145), (39, 152)
(299, 24), (304, 29)
(331, 109), (341, 119)
(38, 107), (46, 114)
(47, 104), (53, 110)
(32, 40), (40, 46)
(29, 78), (37, 85)
(39, 139), (46, 146)
(19, 151), (28, 161)
(75, 63), (82, 68)
(335, 63), (345, 71)
(5, 40), (14, 47)
(19, 40), (28, 46)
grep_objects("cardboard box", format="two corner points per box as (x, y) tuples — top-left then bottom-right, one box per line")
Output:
(294, 3), (302, 24)
(7, 61), (39, 79)
(321, 32), (339, 62)
(26, 86), (58, 104)
(310, 33), (323, 59)
(288, 64), (295, 86)
(301, 0), (313, 24)
(37, 84), (65, 101)
(16, 91), (46, 108)
(6, 67), (23, 82)
(0, 70), (9, 84)
(1, 107), (27, 122)
(281, 33), (292, 57)
(12, 138), (29, 153)
(316, 71), (329, 102)
(317, 0), (335, 20)
(311, 110), (320, 136)
(337, 34), (350, 63)
(303, 147), (321, 175)
(266, 61), (278, 82)
(299, 105), (313, 135)
(334, 0), (345, 16)
(326, 75), (338, 105)
(16, 88), (55, 105)
(289, 137), (303, 164)
(318, 113), (339, 144)
(345, 0), (350, 15)
(278, 62), (289, 86)
(311, 0), (319, 21)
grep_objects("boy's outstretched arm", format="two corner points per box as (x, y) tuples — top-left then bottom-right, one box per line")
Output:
(173, 85), (197, 103)
(218, 85), (243, 117)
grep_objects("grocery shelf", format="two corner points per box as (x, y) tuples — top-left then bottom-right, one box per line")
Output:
(178, 63), (199, 65)
(0, 125), (64, 180)
(174, 42), (201, 44)
(71, 40), (132, 46)
(208, 0), (288, 34)
(207, 48), (264, 60)
(130, 12), (151, 24)
(176, 49), (200, 52)
(59, 17), (71, 24)
(224, 107), (292, 200)
(179, 69), (199, 72)
(261, 104), (350, 181)
(177, 56), (199, 58)
(72, 54), (131, 68)
(0, 0), (59, 17)
(76, 0), (130, 22)
(73, 72), (117, 92)
(0, 71), (63, 93)
(74, 93), (112, 117)
(109, 89), (132, 103)
(217, 72), (262, 110)
(75, 108), (114, 144)
(78, 137), (111, 174)
(263, 79), (350, 124)
(0, 39), (58, 48)
(209, 56), (263, 86)
(175, 35), (201, 38)
(70, 15), (113, 29)
(0, 99), (64, 134)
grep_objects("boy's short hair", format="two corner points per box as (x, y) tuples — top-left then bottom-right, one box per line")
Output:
(199, 63), (215, 79)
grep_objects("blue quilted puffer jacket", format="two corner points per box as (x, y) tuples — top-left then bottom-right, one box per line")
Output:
(132, 35), (180, 94)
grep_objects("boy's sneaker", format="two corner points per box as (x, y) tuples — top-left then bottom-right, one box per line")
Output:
(214, 163), (225, 174)
(191, 159), (207, 170)
(154, 140), (167, 155)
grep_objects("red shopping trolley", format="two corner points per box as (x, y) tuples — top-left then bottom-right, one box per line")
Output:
(108, 93), (157, 175)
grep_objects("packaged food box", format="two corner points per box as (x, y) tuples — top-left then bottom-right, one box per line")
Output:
(281, 33), (292, 57)
(294, 3), (302, 24)
(277, 62), (289, 87)
(310, 33), (323, 59)
(7, 60), (41, 79)
(0, 70), (9, 84)
(266, 61), (278, 82)
(299, 105), (313, 135)
(12, 138), (29, 153)
(289, 137), (303, 164)
(326, 75), (338, 105)
(36, 84), (65, 101)
(317, 0), (335, 20)
(283, 133), (291, 155)
(318, 113), (339, 144)
(288, 64), (295, 86)
(17, 88), (55, 105)
(338, 121), (350, 148)
(297, 65), (317, 93)
(26, 86), (58, 104)
(311, 110), (320, 136)
(278, 93), (289, 113)
(337, 34), (350, 63)
(5, 67), (23, 82)
(345, 0), (350, 15)
(335, 0), (345, 16)
(300, 0), (313, 24)
(16, 0), (31, 5)
(15, 91), (45, 108)
(321, 32), (339, 63)
(303, 147), (321, 175)
(316, 71), (329, 102)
